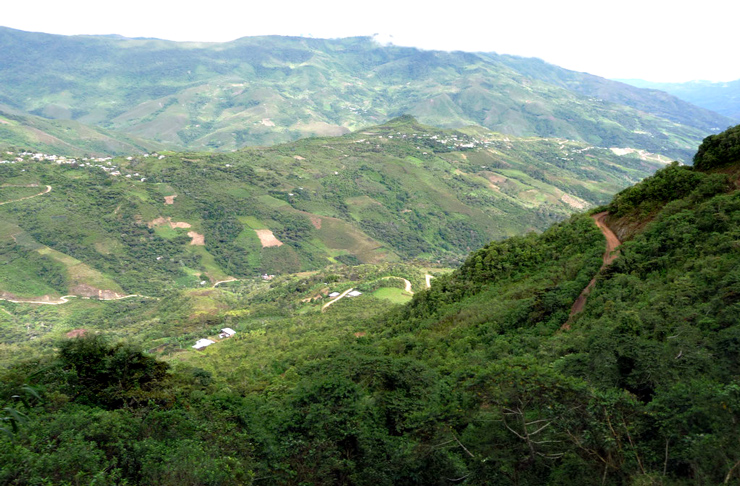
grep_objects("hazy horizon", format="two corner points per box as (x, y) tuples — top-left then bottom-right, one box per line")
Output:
(1, 0), (737, 84)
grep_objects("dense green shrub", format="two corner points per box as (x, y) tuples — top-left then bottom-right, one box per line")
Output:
(694, 123), (740, 170)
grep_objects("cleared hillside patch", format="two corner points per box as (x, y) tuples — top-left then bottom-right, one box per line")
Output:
(37, 246), (124, 295)
(372, 287), (413, 304)
(315, 217), (395, 264)
(255, 229), (283, 248)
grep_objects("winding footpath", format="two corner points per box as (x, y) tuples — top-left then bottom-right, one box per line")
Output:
(0, 182), (171, 306)
(563, 212), (621, 328)
(0, 184), (52, 206)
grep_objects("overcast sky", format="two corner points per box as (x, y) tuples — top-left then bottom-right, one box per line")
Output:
(2, 0), (736, 82)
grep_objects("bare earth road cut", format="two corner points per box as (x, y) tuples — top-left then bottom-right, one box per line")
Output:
(322, 288), (354, 312)
(0, 185), (52, 206)
(379, 276), (413, 294)
(563, 212), (621, 328)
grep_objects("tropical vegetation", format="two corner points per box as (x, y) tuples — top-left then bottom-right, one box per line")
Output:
(1, 125), (739, 485)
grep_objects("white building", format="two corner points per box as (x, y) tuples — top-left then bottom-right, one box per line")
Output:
(219, 328), (236, 339)
(192, 339), (215, 350)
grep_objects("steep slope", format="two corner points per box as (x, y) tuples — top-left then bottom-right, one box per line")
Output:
(1, 127), (740, 485)
(0, 106), (158, 156)
(0, 27), (733, 160)
(493, 55), (732, 130)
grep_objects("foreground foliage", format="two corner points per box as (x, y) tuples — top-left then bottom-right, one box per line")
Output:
(2, 128), (740, 484)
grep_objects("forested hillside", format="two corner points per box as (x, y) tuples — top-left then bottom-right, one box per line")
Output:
(0, 107), (159, 156)
(2, 125), (739, 484)
(0, 117), (663, 302)
(0, 27), (733, 160)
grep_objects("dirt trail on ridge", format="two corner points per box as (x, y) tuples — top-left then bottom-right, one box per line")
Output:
(0, 185), (52, 206)
(564, 212), (621, 327)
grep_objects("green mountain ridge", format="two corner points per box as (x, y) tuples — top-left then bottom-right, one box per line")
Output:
(0, 105), (158, 156)
(0, 116), (664, 300)
(0, 27), (734, 160)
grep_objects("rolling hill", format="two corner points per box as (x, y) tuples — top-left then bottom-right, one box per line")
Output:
(0, 116), (666, 301)
(0, 105), (158, 155)
(0, 27), (734, 160)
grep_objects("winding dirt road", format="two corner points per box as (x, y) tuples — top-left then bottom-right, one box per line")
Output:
(0, 293), (155, 306)
(322, 287), (354, 312)
(564, 212), (621, 326)
(0, 185), (52, 206)
(379, 276), (413, 294)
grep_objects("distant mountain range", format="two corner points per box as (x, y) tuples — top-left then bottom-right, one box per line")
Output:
(0, 27), (735, 160)
(618, 78), (740, 121)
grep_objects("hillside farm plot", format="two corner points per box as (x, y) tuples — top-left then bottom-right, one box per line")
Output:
(254, 229), (283, 248)
(372, 287), (413, 304)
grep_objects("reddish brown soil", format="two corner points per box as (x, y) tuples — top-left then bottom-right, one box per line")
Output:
(188, 231), (205, 245)
(255, 229), (283, 247)
(309, 216), (322, 229)
(66, 329), (88, 338)
(563, 212), (621, 328)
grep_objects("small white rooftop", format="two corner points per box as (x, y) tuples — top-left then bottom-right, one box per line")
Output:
(347, 290), (362, 297)
(192, 338), (215, 350)
(220, 328), (236, 337)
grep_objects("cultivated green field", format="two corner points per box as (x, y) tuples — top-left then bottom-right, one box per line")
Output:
(373, 286), (413, 304)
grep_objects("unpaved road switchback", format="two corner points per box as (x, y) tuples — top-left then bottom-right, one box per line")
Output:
(565, 212), (621, 325)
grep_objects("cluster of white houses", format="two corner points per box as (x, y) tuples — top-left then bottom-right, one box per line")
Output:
(0, 151), (167, 181)
(2, 151), (114, 166)
(191, 288), (366, 350)
(192, 327), (236, 350)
